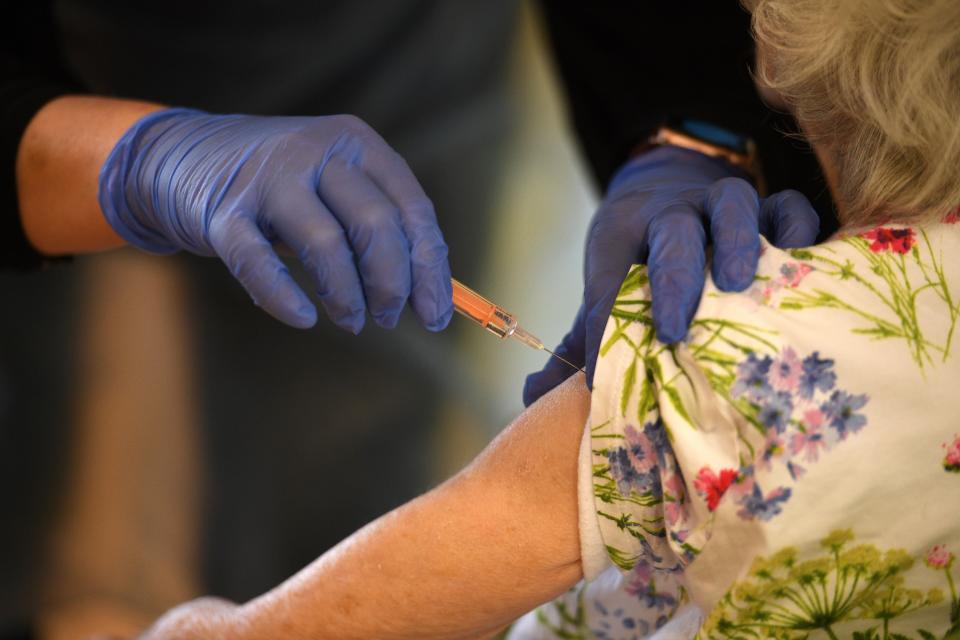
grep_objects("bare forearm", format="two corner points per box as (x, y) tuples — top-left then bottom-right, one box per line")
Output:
(41, 254), (201, 640)
(15, 95), (164, 255)
(229, 375), (590, 640)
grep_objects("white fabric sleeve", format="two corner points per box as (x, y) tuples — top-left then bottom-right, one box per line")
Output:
(577, 417), (611, 581)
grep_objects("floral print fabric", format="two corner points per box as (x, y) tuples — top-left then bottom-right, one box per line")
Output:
(510, 223), (960, 639)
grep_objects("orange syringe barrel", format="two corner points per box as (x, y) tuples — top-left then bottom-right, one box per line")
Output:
(451, 278), (517, 339)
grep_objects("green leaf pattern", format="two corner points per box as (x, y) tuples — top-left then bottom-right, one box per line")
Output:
(698, 531), (960, 640)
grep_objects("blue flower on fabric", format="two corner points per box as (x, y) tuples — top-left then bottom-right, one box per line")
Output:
(645, 471), (664, 501)
(798, 351), (836, 399)
(716, 347), (868, 524)
(787, 460), (806, 481)
(608, 448), (644, 495)
(736, 484), (792, 521)
(643, 418), (671, 467)
(624, 560), (679, 612)
(608, 447), (662, 498)
(757, 391), (794, 433)
(592, 600), (650, 640)
(624, 425), (658, 474)
(821, 389), (868, 440)
(636, 533), (667, 564)
(634, 588), (677, 613)
(731, 353), (773, 401)
(758, 433), (786, 472)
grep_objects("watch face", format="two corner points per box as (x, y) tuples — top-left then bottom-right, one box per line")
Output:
(677, 118), (750, 154)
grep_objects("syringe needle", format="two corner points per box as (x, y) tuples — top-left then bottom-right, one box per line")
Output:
(450, 278), (585, 374)
(542, 346), (585, 373)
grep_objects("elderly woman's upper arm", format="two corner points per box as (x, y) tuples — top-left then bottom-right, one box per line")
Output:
(144, 374), (593, 640)
(452, 373), (591, 580)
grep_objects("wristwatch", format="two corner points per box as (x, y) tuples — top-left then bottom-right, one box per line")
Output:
(637, 118), (765, 194)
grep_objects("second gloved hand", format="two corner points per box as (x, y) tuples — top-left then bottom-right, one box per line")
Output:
(99, 109), (453, 333)
(523, 146), (820, 406)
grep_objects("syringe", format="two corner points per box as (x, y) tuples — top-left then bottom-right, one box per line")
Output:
(451, 278), (583, 373)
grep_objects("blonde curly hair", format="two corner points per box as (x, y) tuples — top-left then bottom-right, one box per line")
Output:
(746, 0), (960, 226)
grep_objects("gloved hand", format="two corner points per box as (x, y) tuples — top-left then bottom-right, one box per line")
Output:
(523, 145), (820, 406)
(99, 109), (452, 333)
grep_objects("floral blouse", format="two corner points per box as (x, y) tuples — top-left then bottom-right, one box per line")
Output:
(510, 222), (960, 639)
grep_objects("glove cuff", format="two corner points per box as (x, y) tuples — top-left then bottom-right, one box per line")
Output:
(646, 121), (762, 190)
(607, 143), (753, 200)
(97, 107), (205, 254)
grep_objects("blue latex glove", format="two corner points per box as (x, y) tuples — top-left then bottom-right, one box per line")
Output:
(99, 108), (453, 333)
(522, 146), (820, 406)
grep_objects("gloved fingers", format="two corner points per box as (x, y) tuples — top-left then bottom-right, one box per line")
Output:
(647, 204), (707, 344)
(318, 156), (412, 329)
(208, 215), (317, 329)
(361, 139), (453, 332)
(759, 190), (820, 248)
(267, 192), (367, 334)
(403, 213), (452, 333)
(522, 305), (587, 406)
(705, 177), (762, 292)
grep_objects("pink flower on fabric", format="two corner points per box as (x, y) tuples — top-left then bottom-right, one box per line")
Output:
(862, 226), (915, 254)
(662, 473), (687, 527)
(629, 559), (653, 585)
(944, 206), (960, 224)
(925, 544), (955, 569)
(624, 424), (658, 474)
(664, 501), (685, 527)
(944, 434), (960, 472)
(728, 472), (755, 499)
(663, 472), (685, 499)
(769, 347), (802, 392)
(758, 432), (786, 472)
(803, 407), (825, 428)
(746, 264), (812, 308)
(748, 285), (776, 306)
(791, 412), (828, 463)
(779, 262), (813, 288)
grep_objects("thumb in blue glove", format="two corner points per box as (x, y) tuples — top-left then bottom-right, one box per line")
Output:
(522, 150), (819, 407)
(99, 109), (453, 333)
